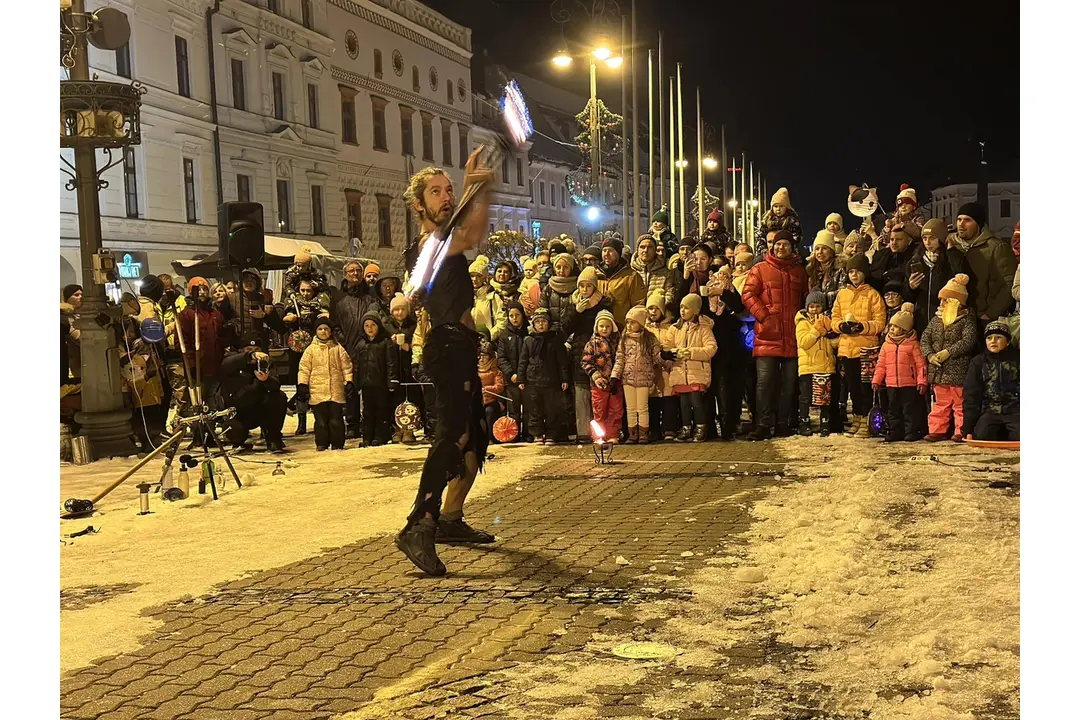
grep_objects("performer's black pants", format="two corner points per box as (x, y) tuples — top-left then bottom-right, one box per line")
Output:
(409, 325), (488, 526)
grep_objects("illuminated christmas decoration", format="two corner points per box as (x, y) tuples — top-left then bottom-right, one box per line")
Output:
(477, 230), (537, 270)
(690, 186), (721, 222)
(566, 98), (623, 207)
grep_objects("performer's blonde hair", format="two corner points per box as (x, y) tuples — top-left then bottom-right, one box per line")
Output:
(404, 167), (452, 222)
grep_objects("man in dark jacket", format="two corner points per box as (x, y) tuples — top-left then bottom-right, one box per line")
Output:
(954, 202), (1017, 333)
(741, 230), (809, 440)
(328, 259), (377, 436)
(219, 331), (287, 452)
(870, 222), (918, 292)
(962, 321), (1019, 440)
(237, 268), (286, 350)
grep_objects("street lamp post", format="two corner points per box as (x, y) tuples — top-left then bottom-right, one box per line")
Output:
(61, 0), (146, 458)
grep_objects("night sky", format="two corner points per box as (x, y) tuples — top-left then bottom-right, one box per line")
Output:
(425, 0), (1020, 233)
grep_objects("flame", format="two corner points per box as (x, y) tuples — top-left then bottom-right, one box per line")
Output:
(590, 420), (605, 442)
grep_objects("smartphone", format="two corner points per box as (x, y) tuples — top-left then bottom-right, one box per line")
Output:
(910, 258), (926, 277)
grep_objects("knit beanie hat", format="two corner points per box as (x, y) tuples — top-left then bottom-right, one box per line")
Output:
(625, 306), (648, 330)
(294, 249), (313, 265)
(938, 273), (970, 304)
(845, 254), (870, 278)
(548, 240), (568, 256)
(364, 263), (381, 276)
(593, 309), (616, 333)
(957, 202), (987, 228)
(390, 292), (411, 313)
(468, 254), (489, 276)
(577, 265), (599, 288)
(806, 290), (828, 310)
(602, 235), (624, 255)
(922, 218), (948, 245)
(554, 253), (576, 273)
(678, 236), (694, 249)
(188, 276), (210, 294)
(646, 290), (665, 311)
(522, 258), (537, 273)
(314, 316), (334, 333)
(707, 207), (722, 223)
(637, 234), (657, 251)
(812, 230), (836, 253)
(652, 209), (669, 225)
(531, 307), (550, 328)
(889, 302), (916, 332)
(63, 284), (83, 302)
(770, 187), (791, 210)
(825, 212), (844, 231)
(735, 251), (755, 266)
(985, 320), (1011, 342)
(680, 293), (702, 315)
(582, 245), (603, 263)
(884, 278), (905, 297)
(896, 184), (917, 207)
(139, 274), (164, 302)
(772, 229), (795, 247)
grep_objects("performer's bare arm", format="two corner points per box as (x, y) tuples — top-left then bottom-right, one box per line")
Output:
(448, 146), (493, 257)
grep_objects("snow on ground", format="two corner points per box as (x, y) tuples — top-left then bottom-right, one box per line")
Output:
(481, 437), (1019, 719)
(59, 437), (547, 675)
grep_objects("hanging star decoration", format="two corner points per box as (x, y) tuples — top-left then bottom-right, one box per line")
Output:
(690, 186), (721, 221)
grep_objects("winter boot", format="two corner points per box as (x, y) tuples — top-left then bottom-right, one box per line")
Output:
(392, 428), (403, 444)
(845, 415), (863, 438)
(294, 412), (307, 436)
(747, 425), (772, 442)
(691, 425), (707, 443)
(923, 433), (948, 442)
(799, 417), (813, 436)
(663, 429), (676, 441)
(396, 518), (446, 576)
(638, 426), (651, 445)
(774, 425), (794, 438)
(626, 425), (639, 444)
(855, 416), (871, 439)
(675, 426), (692, 442)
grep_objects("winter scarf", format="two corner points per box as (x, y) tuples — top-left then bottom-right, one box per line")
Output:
(548, 274), (578, 296)
(573, 289), (602, 313)
(489, 278), (519, 303)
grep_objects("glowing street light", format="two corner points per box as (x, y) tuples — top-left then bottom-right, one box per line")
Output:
(702, 155), (718, 170)
(604, 55), (623, 69)
(727, 198), (738, 209)
(586, 205), (601, 222)
(675, 158), (688, 169)
(592, 45), (612, 61)
(552, 48), (572, 67)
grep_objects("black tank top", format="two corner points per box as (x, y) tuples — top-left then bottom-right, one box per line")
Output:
(424, 253), (473, 328)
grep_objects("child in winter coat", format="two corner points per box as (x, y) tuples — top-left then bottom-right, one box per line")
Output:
(881, 279), (906, 340)
(962, 322), (1020, 441)
(517, 309), (570, 445)
(872, 303), (928, 442)
(386, 292), (418, 443)
(795, 290), (841, 436)
(297, 318), (353, 451)
(920, 274), (978, 442)
(478, 339), (505, 442)
(496, 301), (530, 441)
(354, 311), (398, 446)
(581, 309), (622, 441)
(832, 254), (887, 438)
(569, 268), (612, 441)
(612, 306), (663, 444)
(663, 294), (718, 443)
(645, 291), (677, 441)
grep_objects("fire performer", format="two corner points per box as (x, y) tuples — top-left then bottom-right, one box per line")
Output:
(395, 148), (498, 576)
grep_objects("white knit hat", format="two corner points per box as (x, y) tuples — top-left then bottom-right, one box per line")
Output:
(813, 230), (836, 253)
(896, 184), (917, 207)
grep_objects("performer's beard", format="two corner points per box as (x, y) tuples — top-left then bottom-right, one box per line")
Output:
(425, 200), (454, 230)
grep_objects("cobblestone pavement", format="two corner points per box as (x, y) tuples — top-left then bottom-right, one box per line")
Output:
(59, 440), (1019, 720)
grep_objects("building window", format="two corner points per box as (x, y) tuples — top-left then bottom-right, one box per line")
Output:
(237, 173), (251, 203)
(230, 58), (246, 111)
(175, 36), (190, 98)
(446, 79), (453, 104)
(561, 185), (566, 208)
(399, 105), (413, 156)
(489, 223), (495, 234)
(458, 125), (468, 169)
(346, 189), (363, 240)
(529, 179), (534, 203)
(550, 183), (556, 207)
(267, 0), (278, 13)
(301, 0), (313, 29)
(1000, 199), (1011, 218)
(272, 72), (285, 120)
(311, 185), (324, 235)
(307, 83), (318, 128)
(115, 31), (131, 79)
(420, 112), (433, 161)
(504, 224), (510, 231)
(539, 181), (545, 206)
(276, 179), (292, 232)
(340, 86), (357, 144)
(501, 156), (508, 184)
(516, 158), (524, 186)
(440, 119), (452, 166)
(123, 146), (138, 218)
(376, 194), (393, 248)
(183, 158), (197, 223)
(412, 66), (420, 92)
(373, 49), (383, 79)
(371, 96), (387, 151)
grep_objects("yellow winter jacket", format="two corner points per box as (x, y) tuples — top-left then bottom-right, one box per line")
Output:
(794, 310), (839, 375)
(831, 283), (886, 359)
(298, 337), (353, 405)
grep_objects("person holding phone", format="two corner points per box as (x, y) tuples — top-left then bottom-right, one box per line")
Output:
(218, 331), (288, 452)
(904, 219), (970, 335)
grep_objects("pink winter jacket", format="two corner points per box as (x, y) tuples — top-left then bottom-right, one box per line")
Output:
(872, 333), (928, 389)
(612, 330), (662, 388)
(662, 314), (718, 388)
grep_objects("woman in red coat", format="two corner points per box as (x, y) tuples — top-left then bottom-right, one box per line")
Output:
(741, 230), (809, 440)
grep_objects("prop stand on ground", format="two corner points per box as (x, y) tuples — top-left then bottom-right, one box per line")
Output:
(590, 420), (615, 465)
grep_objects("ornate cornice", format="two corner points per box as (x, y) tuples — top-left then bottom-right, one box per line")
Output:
(331, 66), (471, 125)
(329, 0), (471, 67)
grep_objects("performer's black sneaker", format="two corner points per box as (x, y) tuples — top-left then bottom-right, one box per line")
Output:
(435, 517), (497, 544)
(395, 518), (446, 576)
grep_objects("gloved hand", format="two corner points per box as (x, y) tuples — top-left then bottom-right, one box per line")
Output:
(676, 348), (692, 360)
(659, 349), (677, 362)
(825, 330), (841, 340)
(344, 381), (354, 397)
(295, 383), (310, 402)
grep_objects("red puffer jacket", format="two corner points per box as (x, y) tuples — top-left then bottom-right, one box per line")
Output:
(741, 251), (809, 358)
(872, 334), (928, 389)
